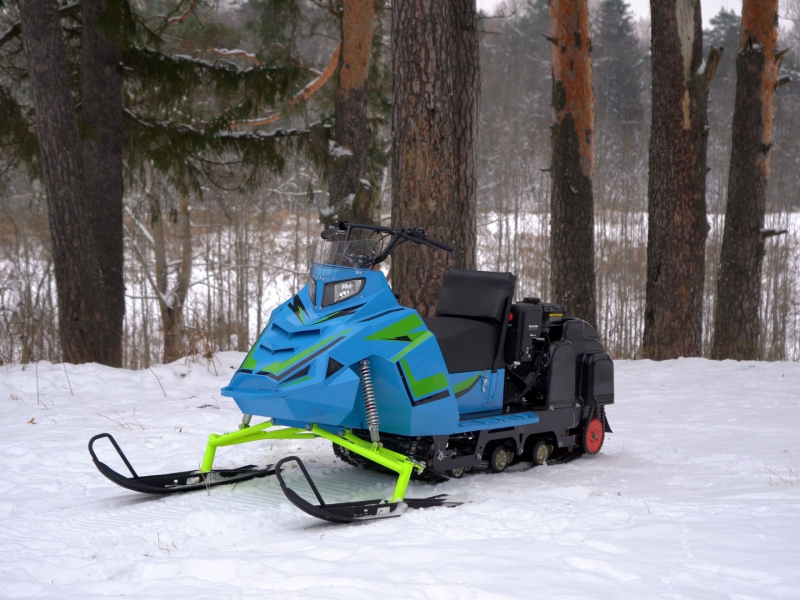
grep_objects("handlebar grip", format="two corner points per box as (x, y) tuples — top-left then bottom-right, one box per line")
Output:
(424, 236), (455, 252)
(321, 228), (340, 239)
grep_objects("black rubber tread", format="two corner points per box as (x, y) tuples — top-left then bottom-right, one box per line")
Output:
(332, 442), (447, 483)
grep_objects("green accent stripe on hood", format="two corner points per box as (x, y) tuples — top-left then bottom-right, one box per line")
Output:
(399, 358), (448, 399)
(258, 330), (350, 376)
(366, 313), (426, 343)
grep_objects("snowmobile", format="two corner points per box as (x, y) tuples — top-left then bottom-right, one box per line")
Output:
(89, 222), (614, 523)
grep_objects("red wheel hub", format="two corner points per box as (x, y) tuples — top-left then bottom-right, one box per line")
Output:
(584, 418), (604, 455)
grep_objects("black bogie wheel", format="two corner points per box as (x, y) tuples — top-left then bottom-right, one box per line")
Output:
(489, 446), (512, 473)
(532, 439), (550, 466)
(447, 467), (465, 479)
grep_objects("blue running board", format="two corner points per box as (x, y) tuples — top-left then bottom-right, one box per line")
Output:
(456, 411), (540, 432)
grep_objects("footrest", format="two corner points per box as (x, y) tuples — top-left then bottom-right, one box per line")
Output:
(274, 456), (459, 523)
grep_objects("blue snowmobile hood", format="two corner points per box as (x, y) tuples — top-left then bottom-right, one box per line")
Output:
(221, 265), (465, 436)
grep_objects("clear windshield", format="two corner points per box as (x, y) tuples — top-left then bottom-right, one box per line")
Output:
(309, 239), (383, 270)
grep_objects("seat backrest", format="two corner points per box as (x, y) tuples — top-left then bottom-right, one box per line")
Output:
(435, 268), (517, 325)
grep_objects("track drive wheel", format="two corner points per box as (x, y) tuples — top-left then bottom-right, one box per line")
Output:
(489, 446), (511, 473)
(583, 417), (605, 455)
(532, 440), (550, 466)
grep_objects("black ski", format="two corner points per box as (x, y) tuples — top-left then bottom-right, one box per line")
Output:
(88, 433), (274, 494)
(274, 456), (460, 524)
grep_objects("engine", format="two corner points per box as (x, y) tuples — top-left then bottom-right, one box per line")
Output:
(503, 298), (614, 409)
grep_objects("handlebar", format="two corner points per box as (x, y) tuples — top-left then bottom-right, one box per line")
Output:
(422, 236), (455, 252)
(320, 222), (455, 261)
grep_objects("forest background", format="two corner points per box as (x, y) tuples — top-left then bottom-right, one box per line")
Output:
(1, 0), (799, 368)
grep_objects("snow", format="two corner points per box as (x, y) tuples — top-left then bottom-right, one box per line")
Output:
(328, 140), (353, 158)
(1, 355), (799, 598)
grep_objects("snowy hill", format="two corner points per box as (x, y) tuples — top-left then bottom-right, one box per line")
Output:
(1, 355), (799, 598)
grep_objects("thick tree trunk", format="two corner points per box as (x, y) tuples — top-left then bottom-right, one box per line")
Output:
(643, 0), (721, 359)
(390, 0), (456, 316)
(549, 0), (596, 326)
(451, 0), (480, 270)
(327, 0), (376, 227)
(711, 0), (781, 360)
(81, 0), (126, 366)
(17, 0), (107, 364)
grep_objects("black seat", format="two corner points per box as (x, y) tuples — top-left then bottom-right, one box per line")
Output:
(424, 317), (500, 373)
(424, 268), (516, 373)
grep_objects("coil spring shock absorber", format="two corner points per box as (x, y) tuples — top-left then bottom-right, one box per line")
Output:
(360, 359), (380, 445)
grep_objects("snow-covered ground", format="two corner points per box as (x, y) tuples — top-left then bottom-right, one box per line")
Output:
(1, 354), (799, 598)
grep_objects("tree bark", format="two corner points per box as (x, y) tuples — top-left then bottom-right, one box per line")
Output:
(17, 0), (108, 364)
(390, 0), (456, 316)
(327, 0), (376, 227)
(81, 0), (126, 366)
(643, 0), (721, 360)
(711, 0), (781, 360)
(451, 0), (480, 270)
(549, 0), (596, 326)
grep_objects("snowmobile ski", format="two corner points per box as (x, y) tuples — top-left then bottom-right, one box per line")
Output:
(89, 433), (274, 494)
(274, 456), (460, 523)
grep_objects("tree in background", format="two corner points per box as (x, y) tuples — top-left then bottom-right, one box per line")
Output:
(2, 0), (316, 364)
(643, 0), (721, 360)
(548, 0), (597, 326)
(451, 0), (480, 270)
(705, 8), (741, 88)
(81, 0), (126, 366)
(391, 0), (480, 315)
(712, 0), (788, 360)
(240, 0), (391, 227)
(328, 0), (376, 225)
(593, 0), (643, 125)
(14, 0), (108, 364)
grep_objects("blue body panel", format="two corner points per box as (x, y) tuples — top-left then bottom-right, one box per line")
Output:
(222, 266), (508, 437)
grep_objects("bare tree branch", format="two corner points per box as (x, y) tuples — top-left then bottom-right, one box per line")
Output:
(234, 43), (341, 127)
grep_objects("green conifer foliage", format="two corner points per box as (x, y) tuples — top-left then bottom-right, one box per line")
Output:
(705, 8), (741, 83)
(592, 0), (643, 124)
(0, 0), (321, 194)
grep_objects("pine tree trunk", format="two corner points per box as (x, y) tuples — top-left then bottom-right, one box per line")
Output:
(328, 0), (376, 226)
(711, 0), (781, 360)
(391, 0), (456, 316)
(549, 0), (596, 326)
(17, 0), (107, 364)
(643, 0), (721, 359)
(81, 0), (126, 366)
(451, 0), (480, 270)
